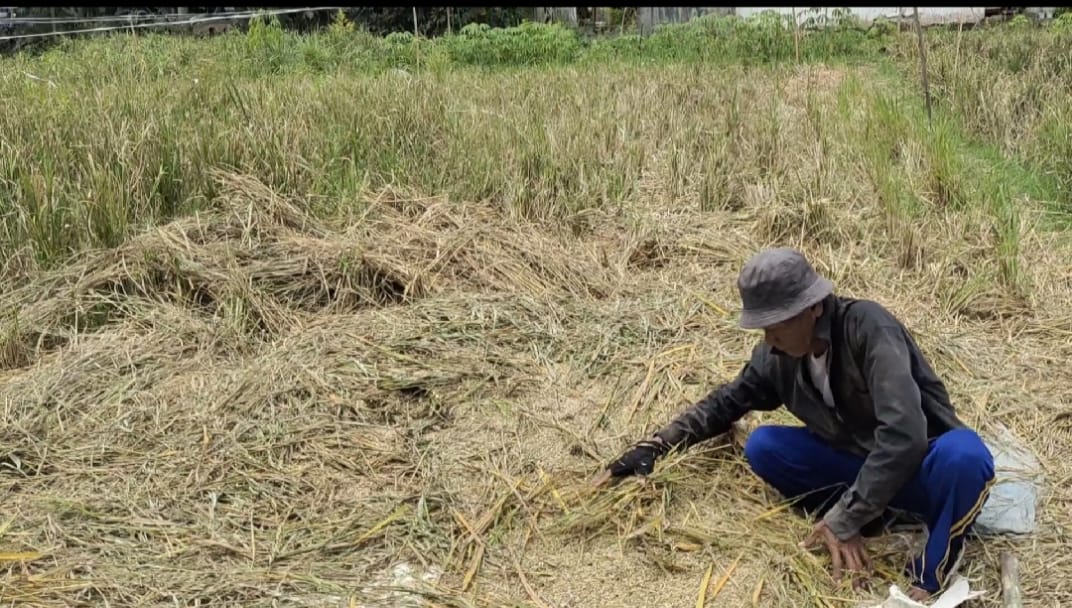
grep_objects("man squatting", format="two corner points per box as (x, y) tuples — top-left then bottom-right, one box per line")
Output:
(603, 248), (995, 601)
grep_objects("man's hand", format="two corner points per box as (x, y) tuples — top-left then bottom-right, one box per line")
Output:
(598, 438), (669, 483)
(801, 520), (872, 589)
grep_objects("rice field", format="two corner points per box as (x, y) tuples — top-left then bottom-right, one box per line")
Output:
(1, 13), (1071, 607)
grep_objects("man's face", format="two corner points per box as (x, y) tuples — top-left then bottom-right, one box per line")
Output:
(762, 303), (822, 358)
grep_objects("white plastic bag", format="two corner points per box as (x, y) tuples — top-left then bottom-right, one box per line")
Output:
(975, 423), (1042, 536)
(868, 576), (984, 608)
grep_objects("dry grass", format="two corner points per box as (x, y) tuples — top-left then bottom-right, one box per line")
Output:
(2, 61), (1072, 608)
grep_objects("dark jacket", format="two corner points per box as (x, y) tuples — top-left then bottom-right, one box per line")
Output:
(652, 294), (965, 540)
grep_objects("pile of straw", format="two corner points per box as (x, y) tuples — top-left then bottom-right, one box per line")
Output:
(3, 151), (1072, 606)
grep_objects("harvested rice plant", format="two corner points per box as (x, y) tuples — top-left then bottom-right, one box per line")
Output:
(2, 10), (1071, 607)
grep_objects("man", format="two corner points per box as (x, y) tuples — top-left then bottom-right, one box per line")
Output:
(603, 248), (995, 601)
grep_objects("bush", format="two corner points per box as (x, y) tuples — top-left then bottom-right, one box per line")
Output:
(869, 17), (898, 38)
(1008, 14), (1033, 29)
(1051, 12), (1072, 34)
(444, 22), (582, 66)
(245, 12), (289, 74)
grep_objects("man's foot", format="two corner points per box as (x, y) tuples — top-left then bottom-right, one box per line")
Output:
(907, 586), (931, 602)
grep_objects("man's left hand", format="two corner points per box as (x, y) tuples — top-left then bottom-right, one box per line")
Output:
(801, 520), (872, 589)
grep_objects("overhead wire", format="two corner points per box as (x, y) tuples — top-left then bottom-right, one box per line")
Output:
(0, 7), (346, 41)
(0, 10), (262, 25)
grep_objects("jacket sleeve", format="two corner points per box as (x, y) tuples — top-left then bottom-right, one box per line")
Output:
(823, 307), (930, 540)
(652, 344), (782, 451)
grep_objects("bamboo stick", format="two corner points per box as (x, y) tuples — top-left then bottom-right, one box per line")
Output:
(1000, 551), (1024, 608)
(913, 7), (933, 124)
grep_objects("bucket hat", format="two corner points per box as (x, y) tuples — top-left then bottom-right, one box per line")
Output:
(737, 248), (833, 329)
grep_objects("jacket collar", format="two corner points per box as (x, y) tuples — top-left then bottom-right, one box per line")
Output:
(813, 293), (836, 345)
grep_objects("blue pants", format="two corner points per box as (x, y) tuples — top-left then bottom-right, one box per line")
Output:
(744, 425), (995, 593)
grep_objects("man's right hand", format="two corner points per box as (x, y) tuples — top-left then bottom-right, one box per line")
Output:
(606, 437), (670, 478)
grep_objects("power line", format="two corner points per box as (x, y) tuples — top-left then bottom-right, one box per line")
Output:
(2, 11), (264, 26)
(0, 7), (345, 42)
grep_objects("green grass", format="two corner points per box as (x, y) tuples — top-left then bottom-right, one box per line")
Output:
(889, 20), (1072, 215)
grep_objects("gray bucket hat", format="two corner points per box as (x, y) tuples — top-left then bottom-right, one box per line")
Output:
(737, 248), (833, 329)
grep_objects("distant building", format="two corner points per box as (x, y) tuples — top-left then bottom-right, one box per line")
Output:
(735, 7), (989, 26)
(627, 6), (1058, 34)
(1023, 7), (1059, 19)
(636, 7), (732, 33)
(534, 7), (579, 26)
(0, 6), (15, 34)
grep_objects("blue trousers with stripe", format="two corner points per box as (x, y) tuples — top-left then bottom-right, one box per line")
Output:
(744, 425), (995, 593)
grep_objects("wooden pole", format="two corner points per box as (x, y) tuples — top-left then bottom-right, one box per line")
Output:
(412, 7), (420, 72)
(952, 18), (964, 104)
(637, 7), (653, 36)
(913, 7), (933, 124)
(446, 7), (452, 36)
(792, 6), (800, 64)
(1000, 551), (1024, 608)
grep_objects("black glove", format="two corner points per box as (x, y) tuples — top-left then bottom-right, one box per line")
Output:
(607, 437), (670, 477)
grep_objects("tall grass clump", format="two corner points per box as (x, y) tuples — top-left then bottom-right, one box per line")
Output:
(833, 63), (1040, 291)
(244, 12), (289, 74)
(891, 19), (1072, 212)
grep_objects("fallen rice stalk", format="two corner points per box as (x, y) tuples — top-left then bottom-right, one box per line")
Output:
(753, 500), (795, 521)
(462, 543), (485, 592)
(752, 577), (764, 607)
(708, 554), (742, 603)
(0, 552), (42, 561)
(355, 504), (412, 546)
(695, 562), (715, 608)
